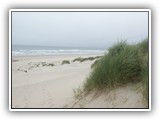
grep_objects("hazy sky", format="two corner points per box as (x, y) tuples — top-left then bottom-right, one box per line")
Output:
(12, 11), (148, 49)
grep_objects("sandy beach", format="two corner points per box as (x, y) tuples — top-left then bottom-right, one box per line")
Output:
(12, 54), (100, 108)
(12, 54), (147, 108)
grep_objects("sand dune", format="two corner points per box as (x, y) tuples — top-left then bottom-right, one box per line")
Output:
(12, 54), (147, 108)
(69, 82), (147, 108)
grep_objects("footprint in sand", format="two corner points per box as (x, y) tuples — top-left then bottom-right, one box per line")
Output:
(40, 85), (55, 107)
(46, 93), (54, 105)
(23, 86), (32, 107)
(41, 86), (48, 105)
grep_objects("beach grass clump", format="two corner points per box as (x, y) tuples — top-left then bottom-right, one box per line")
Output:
(41, 62), (47, 66)
(137, 38), (148, 54)
(141, 57), (149, 100)
(91, 59), (101, 69)
(95, 56), (103, 59)
(73, 56), (103, 63)
(35, 63), (40, 67)
(80, 57), (95, 62)
(41, 62), (55, 67)
(91, 56), (104, 68)
(84, 39), (149, 100)
(73, 57), (82, 62)
(108, 41), (127, 57)
(48, 63), (55, 66)
(138, 39), (148, 100)
(62, 60), (70, 65)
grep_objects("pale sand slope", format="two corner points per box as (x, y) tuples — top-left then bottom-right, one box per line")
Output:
(69, 82), (148, 108)
(12, 54), (147, 108)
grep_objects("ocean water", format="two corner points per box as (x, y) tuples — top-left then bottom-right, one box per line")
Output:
(12, 45), (105, 56)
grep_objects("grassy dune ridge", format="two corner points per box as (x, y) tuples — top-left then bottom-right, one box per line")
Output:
(73, 56), (102, 63)
(84, 39), (149, 100)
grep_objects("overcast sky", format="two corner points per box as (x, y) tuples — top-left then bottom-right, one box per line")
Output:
(12, 11), (148, 49)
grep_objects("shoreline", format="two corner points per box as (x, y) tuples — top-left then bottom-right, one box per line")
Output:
(12, 53), (104, 60)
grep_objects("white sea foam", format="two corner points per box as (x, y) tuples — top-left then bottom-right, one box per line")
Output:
(12, 46), (105, 56)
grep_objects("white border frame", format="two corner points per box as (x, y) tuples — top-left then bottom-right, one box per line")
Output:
(9, 9), (151, 111)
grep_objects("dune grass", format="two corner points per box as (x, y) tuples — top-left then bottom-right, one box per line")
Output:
(80, 57), (95, 62)
(84, 39), (149, 101)
(91, 59), (101, 69)
(73, 57), (82, 62)
(137, 39), (149, 100)
(73, 56), (103, 63)
(61, 60), (70, 65)
(41, 62), (55, 67)
(141, 58), (148, 100)
(48, 63), (55, 66)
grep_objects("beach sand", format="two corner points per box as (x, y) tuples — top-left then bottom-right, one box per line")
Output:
(12, 54), (147, 108)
